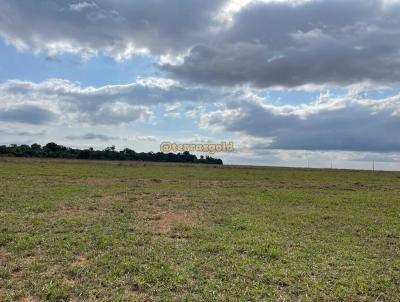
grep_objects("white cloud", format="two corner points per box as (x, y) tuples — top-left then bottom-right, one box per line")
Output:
(0, 79), (173, 126)
(89, 102), (153, 125)
(2, 76), (400, 154)
(2, 0), (400, 90)
(0, 0), (227, 60)
(69, 2), (97, 12)
(200, 91), (400, 152)
(163, 103), (181, 118)
(162, 0), (400, 89)
(0, 77), (231, 127)
(136, 135), (157, 142)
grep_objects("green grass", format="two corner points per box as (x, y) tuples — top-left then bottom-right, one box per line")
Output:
(0, 158), (399, 301)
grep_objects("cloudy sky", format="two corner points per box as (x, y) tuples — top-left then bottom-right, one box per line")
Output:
(1, 0), (400, 170)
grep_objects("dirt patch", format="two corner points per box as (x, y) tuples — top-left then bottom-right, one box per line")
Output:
(71, 255), (88, 267)
(41, 190), (196, 233)
(20, 255), (41, 266)
(35, 207), (107, 220)
(172, 179), (400, 191)
(0, 249), (10, 267)
(130, 192), (197, 232)
(132, 192), (187, 207)
(94, 190), (173, 203)
(65, 277), (76, 288)
(124, 288), (148, 301)
(60, 177), (125, 185)
(97, 193), (128, 202)
(145, 210), (197, 233)
(10, 251), (46, 277)
(46, 264), (61, 275)
(17, 296), (39, 302)
(94, 191), (188, 209)
(55, 176), (166, 186)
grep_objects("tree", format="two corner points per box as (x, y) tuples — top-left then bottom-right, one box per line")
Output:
(31, 143), (41, 150)
(0, 143), (223, 165)
(45, 142), (60, 152)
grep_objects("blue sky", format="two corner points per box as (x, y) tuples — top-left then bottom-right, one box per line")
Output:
(0, 39), (158, 86)
(1, 0), (400, 170)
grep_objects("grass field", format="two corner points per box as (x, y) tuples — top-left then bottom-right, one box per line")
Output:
(0, 158), (399, 301)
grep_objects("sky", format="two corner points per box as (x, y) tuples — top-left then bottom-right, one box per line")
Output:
(1, 0), (400, 170)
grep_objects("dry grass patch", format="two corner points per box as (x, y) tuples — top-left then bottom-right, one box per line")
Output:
(59, 176), (166, 186)
(131, 192), (198, 233)
(124, 288), (149, 302)
(56, 208), (104, 218)
(71, 255), (88, 268)
(146, 210), (197, 233)
(132, 192), (187, 207)
(97, 193), (128, 202)
(0, 248), (10, 267)
(17, 296), (39, 302)
(45, 263), (61, 276)
(62, 177), (124, 185)
(175, 179), (400, 191)
(64, 277), (76, 288)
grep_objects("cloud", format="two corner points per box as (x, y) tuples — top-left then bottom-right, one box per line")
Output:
(65, 132), (119, 142)
(164, 103), (181, 118)
(0, 105), (56, 125)
(136, 135), (157, 142)
(354, 154), (399, 162)
(0, 0), (227, 60)
(162, 0), (400, 88)
(89, 102), (153, 125)
(2, 0), (398, 89)
(0, 78), (220, 126)
(3, 0), (400, 89)
(201, 92), (400, 152)
(0, 129), (46, 136)
(2, 76), (400, 155)
(1, 77), (215, 107)
(184, 135), (213, 144)
(69, 2), (97, 12)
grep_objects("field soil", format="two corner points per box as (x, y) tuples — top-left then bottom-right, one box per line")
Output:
(0, 158), (399, 301)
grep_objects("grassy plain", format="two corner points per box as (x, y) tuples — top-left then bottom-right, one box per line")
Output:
(0, 158), (399, 301)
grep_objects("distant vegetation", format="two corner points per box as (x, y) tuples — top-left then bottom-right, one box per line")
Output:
(0, 142), (223, 165)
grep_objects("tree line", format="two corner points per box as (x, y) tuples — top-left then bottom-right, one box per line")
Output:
(0, 142), (223, 165)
